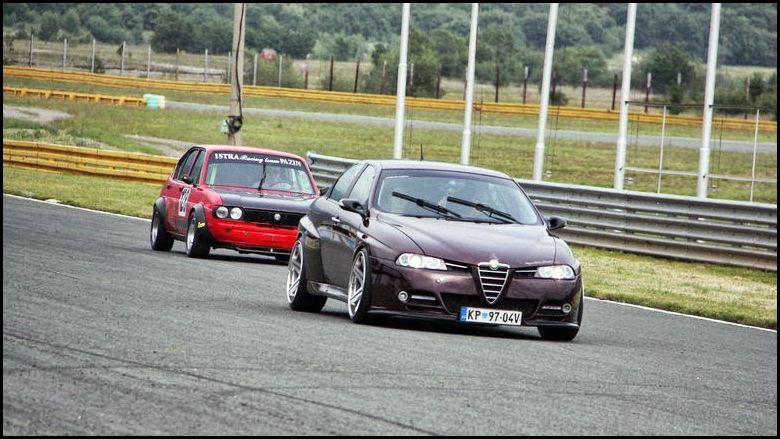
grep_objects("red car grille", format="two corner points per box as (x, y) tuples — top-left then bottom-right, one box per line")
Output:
(242, 209), (303, 227)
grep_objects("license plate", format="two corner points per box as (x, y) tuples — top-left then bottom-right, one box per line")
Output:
(458, 307), (523, 326)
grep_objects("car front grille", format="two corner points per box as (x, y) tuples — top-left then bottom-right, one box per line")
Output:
(440, 293), (538, 317)
(476, 262), (510, 304)
(242, 209), (303, 227)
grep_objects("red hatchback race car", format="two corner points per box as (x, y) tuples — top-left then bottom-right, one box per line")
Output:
(150, 145), (319, 260)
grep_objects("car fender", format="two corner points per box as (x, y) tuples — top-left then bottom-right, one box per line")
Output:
(190, 203), (215, 246)
(154, 197), (167, 219)
(297, 216), (325, 284)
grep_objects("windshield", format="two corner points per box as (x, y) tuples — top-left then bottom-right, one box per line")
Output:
(204, 152), (315, 194)
(375, 169), (541, 225)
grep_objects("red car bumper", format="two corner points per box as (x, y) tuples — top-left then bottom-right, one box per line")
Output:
(207, 216), (298, 252)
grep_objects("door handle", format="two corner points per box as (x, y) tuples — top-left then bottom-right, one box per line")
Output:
(331, 216), (341, 224)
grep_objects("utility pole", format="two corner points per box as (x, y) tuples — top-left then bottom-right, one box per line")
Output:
(228, 3), (247, 146)
(532, 3), (558, 180)
(613, 3), (637, 190)
(697, 3), (721, 199)
(392, 3), (411, 160)
(460, 3), (479, 165)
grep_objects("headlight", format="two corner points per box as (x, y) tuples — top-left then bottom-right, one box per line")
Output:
(229, 207), (243, 220)
(395, 253), (447, 270)
(215, 206), (229, 219)
(536, 265), (575, 280)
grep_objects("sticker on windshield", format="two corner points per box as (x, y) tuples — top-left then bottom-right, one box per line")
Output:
(178, 187), (191, 217)
(210, 152), (303, 168)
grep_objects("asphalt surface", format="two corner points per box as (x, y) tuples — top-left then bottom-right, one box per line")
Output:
(167, 100), (778, 154)
(3, 194), (777, 435)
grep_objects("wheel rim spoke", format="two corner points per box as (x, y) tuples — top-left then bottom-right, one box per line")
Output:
(287, 242), (302, 302)
(348, 253), (366, 316)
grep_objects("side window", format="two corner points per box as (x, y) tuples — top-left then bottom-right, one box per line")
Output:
(188, 150), (206, 185)
(328, 164), (363, 201)
(174, 149), (199, 181)
(347, 165), (376, 205)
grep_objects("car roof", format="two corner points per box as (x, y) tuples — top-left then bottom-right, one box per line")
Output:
(365, 159), (511, 179)
(193, 144), (307, 162)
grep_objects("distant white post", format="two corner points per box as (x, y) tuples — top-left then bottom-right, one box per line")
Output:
(62, 38), (67, 71)
(532, 3), (558, 180)
(392, 3), (411, 160)
(253, 52), (258, 86)
(120, 41), (126, 76)
(697, 3), (721, 199)
(91, 38), (96, 73)
(278, 54), (283, 87)
(205, 49), (209, 82)
(460, 3), (479, 165)
(613, 3), (637, 190)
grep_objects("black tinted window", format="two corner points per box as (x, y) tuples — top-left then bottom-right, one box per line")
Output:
(188, 150), (205, 185)
(329, 164), (363, 201)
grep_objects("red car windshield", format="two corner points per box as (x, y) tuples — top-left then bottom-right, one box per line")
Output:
(204, 151), (315, 194)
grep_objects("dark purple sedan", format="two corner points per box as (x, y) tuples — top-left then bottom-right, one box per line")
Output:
(285, 160), (583, 341)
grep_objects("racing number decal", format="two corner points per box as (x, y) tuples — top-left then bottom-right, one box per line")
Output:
(178, 187), (191, 217)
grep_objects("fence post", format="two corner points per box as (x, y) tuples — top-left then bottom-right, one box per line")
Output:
(91, 38), (96, 73)
(353, 58), (360, 93)
(645, 72), (652, 113)
(436, 65), (442, 99)
(494, 60), (500, 103)
(750, 109), (760, 202)
(226, 51), (231, 84)
(120, 41), (125, 76)
(304, 53), (310, 89)
(657, 105), (668, 193)
(611, 73), (618, 111)
(176, 48), (180, 81)
(581, 68), (588, 108)
(522, 66), (529, 104)
(408, 62), (414, 97)
(205, 49), (209, 82)
(252, 52), (257, 86)
(278, 54), (283, 87)
(147, 45), (151, 79)
(62, 38), (67, 71)
(380, 60), (387, 94)
(329, 56), (334, 91)
(29, 34), (34, 67)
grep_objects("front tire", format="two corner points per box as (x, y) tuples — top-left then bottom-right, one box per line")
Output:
(185, 214), (210, 258)
(347, 248), (374, 324)
(150, 206), (174, 251)
(287, 237), (327, 312)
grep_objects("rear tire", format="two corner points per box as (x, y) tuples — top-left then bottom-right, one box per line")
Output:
(185, 214), (210, 258)
(150, 206), (174, 251)
(287, 237), (327, 312)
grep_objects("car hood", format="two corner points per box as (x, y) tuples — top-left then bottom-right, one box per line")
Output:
(377, 214), (558, 267)
(213, 188), (315, 213)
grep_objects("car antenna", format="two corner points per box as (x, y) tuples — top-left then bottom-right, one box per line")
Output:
(257, 157), (267, 192)
(419, 143), (424, 161)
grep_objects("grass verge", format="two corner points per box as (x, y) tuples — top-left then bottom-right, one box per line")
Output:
(3, 165), (777, 329)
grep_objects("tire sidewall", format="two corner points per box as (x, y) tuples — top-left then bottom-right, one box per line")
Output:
(348, 247), (372, 323)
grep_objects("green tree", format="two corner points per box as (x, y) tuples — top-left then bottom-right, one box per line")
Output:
(38, 11), (60, 41)
(151, 12), (194, 53)
(555, 46), (608, 87)
(639, 43), (695, 94)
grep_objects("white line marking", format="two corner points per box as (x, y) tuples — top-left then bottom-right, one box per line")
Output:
(585, 296), (776, 333)
(4, 193), (776, 334)
(3, 193), (150, 222)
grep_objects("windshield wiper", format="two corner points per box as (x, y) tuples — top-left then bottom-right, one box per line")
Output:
(392, 191), (462, 219)
(257, 158), (268, 192)
(446, 196), (519, 224)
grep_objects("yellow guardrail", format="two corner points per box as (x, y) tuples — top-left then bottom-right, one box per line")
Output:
(3, 85), (145, 106)
(3, 139), (175, 184)
(4, 66), (776, 132)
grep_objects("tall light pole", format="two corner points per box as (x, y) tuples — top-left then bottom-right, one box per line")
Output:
(228, 3), (246, 146)
(613, 3), (637, 190)
(697, 3), (721, 199)
(392, 3), (411, 160)
(460, 3), (479, 165)
(532, 3), (558, 181)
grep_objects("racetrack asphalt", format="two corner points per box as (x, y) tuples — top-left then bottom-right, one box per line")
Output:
(3, 194), (777, 435)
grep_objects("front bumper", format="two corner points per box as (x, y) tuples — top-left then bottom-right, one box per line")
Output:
(206, 216), (298, 252)
(366, 256), (582, 327)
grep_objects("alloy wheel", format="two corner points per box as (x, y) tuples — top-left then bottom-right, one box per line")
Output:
(286, 241), (303, 303)
(347, 251), (367, 319)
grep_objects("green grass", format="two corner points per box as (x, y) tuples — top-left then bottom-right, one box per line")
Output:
(4, 75), (777, 143)
(3, 93), (776, 203)
(3, 165), (776, 329)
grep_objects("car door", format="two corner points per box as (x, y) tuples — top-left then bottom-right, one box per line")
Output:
(317, 163), (364, 286)
(164, 148), (198, 234)
(328, 164), (377, 288)
(168, 148), (201, 234)
(181, 149), (207, 228)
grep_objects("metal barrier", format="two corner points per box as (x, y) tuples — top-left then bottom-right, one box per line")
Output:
(3, 86), (145, 106)
(306, 152), (777, 271)
(5, 66), (776, 132)
(3, 139), (175, 184)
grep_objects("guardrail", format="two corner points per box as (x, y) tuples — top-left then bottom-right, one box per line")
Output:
(5, 66), (776, 132)
(3, 86), (145, 106)
(306, 152), (777, 271)
(3, 139), (175, 184)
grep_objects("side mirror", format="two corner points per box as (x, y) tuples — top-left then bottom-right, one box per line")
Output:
(545, 216), (567, 231)
(318, 185), (331, 196)
(339, 198), (367, 217)
(182, 175), (194, 185)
